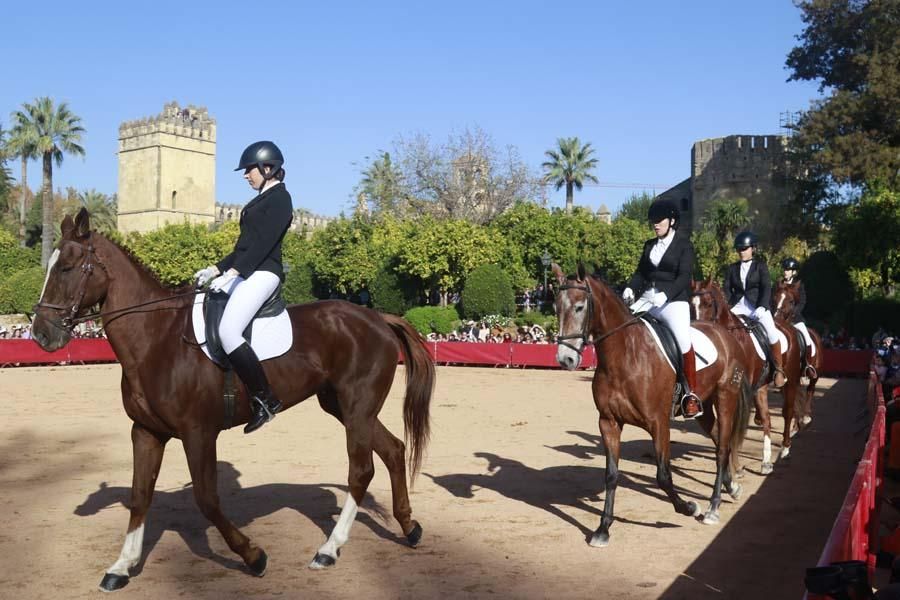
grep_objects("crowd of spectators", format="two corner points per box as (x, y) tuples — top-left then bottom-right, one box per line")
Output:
(425, 320), (555, 344)
(874, 329), (900, 405)
(0, 321), (107, 340)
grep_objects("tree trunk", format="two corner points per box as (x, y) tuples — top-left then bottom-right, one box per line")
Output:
(18, 156), (27, 247)
(40, 153), (53, 268)
(565, 181), (574, 214)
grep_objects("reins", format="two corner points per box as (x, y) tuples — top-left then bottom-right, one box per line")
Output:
(557, 279), (642, 355)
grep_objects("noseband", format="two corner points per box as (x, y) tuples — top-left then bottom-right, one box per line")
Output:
(34, 241), (102, 332)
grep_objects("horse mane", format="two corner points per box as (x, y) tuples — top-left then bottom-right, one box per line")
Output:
(94, 232), (195, 294)
(586, 272), (631, 312)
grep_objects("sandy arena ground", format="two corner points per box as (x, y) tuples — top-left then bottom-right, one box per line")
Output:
(0, 364), (867, 599)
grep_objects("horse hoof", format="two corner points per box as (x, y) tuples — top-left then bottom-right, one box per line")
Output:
(406, 521), (423, 547)
(702, 511), (720, 525)
(760, 462), (774, 475)
(588, 531), (609, 547)
(729, 483), (743, 501)
(685, 501), (701, 517)
(309, 552), (336, 570)
(248, 550), (268, 577)
(99, 573), (129, 592)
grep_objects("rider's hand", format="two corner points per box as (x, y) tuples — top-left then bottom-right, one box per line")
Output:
(209, 270), (239, 293)
(652, 291), (668, 308)
(622, 287), (635, 304)
(194, 265), (219, 287)
(753, 306), (767, 319)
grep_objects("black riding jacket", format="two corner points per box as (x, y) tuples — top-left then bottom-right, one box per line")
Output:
(627, 234), (695, 303)
(724, 259), (772, 309)
(217, 183), (294, 281)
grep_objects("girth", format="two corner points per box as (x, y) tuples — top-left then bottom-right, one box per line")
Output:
(203, 284), (286, 368)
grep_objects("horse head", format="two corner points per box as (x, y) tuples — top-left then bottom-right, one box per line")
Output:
(552, 262), (630, 371)
(690, 276), (725, 322)
(774, 280), (798, 320)
(32, 209), (110, 351)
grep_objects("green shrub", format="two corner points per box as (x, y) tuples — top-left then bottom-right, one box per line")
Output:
(0, 266), (45, 315)
(403, 306), (460, 335)
(461, 264), (515, 319)
(283, 261), (317, 304)
(0, 229), (39, 281)
(370, 263), (418, 315)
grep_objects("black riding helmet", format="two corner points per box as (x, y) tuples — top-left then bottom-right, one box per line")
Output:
(235, 141), (284, 180)
(733, 231), (758, 251)
(781, 257), (800, 270)
(648, 199), (679, 227)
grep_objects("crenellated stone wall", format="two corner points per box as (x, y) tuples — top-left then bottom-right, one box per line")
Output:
(117, 102), (217, 233)
(215, 203), (333, 236)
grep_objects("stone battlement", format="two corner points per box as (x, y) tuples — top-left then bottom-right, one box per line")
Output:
(119, 101), (216, 143)
(214, 204), (334, 233)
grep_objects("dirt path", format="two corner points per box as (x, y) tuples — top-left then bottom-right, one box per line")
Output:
(0, 365), (866, 599)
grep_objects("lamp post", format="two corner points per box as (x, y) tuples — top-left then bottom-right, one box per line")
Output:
(541, 249), (552, 305)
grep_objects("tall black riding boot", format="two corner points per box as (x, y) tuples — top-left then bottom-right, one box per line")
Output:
(227, 342), (282, 434)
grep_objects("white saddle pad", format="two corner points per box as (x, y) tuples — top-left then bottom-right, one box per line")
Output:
(641, 320), (718, 373)
(793, 324), (817, 357)
(192, 293), (293, 362)
(748, 326), (788, 362)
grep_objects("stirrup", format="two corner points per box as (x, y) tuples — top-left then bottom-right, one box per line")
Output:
(680, 392), (703, 419)
(804, 364), (818, 380)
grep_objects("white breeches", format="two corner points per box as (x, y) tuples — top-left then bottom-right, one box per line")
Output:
(793, 321), (815, 354)
(219, 270), (281, 353)
(648, 300), (691, 353)
(731, 297), (779, 344)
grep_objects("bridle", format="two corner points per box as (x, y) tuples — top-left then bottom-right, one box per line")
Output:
(34, 237), (202, 334)
(556, 279), (641, 356)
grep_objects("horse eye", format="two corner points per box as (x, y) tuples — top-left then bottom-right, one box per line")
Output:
(575, 304), (585, 313)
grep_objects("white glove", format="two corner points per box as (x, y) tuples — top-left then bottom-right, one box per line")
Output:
(194, 265), (219, 286)
(652, 291), (668, 308)
(753, 306), (767, 319)
(622, 287), (635, 304)
(209, 270), (239, 293)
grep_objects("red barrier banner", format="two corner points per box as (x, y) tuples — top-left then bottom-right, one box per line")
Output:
(821, 350), (873, 377)
(0, 339), (116, 366)
(434, 342), (512, 366)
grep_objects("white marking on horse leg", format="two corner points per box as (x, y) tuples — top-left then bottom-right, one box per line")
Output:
(780, 446), (791, 459)
(763, 435), (772, 465)
(105, 523), (145, 576)
(38, 249), (60, 302)
(316, 494), (359, 561)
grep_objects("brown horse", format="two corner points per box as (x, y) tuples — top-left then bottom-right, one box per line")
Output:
(690, 279), (778, 473)
(552, 264), (752, 545)
(773, 280), (822, 428)
(31, 209), (435, 591)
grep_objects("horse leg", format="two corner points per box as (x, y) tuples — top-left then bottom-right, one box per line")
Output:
(780, 383), (797, 460)
(310, 416), (376, 568)
(99, 424), (169, 592)
(589, 418), (621, 547)
(701, 397), (731, 525)
(373, 420), (422, 546)
(182, 430), (267, 576)
(756, 388), (774, 475)
(649, 419), (700, 521)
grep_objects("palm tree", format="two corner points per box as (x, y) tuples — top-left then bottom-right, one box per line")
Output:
(6, 112), (39, 247)
(78, 189), (117, 234)
(359, 152), (404, 217)
(541, 137), (599, 214)
(0, 123), (12, 206)
(12, 97), (85, 266)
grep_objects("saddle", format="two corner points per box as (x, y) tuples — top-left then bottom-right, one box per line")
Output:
(640, 314), (687, 414)
(204, 285), (286, 368)
(738, 315), (773, 388)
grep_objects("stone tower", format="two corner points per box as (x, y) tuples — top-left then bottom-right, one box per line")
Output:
(117, 102), (216, 233)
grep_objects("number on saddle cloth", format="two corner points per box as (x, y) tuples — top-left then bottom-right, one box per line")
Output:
(203, 285), (287, 368)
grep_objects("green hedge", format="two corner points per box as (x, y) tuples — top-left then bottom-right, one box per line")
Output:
(0, 266), (46, 315)
(461, 263), (515, 319)
(370, 263), (418, 315)
(403, 306), (460, 335)
(283, 261), (318, 304)
(801, 251), (853, 323)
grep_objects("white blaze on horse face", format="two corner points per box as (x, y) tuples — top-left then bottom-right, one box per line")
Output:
(555, 291), (583, 368)
(776, 292), (785, 311)
(39, 249), (60, 303)
(106, 523), (145, 577)
(691, 295), (700, 320)
(314, 493), (358, 563)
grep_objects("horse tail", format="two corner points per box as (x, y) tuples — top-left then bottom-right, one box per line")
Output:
(729, 374), (753, 475)
(381, 313), (435, 482)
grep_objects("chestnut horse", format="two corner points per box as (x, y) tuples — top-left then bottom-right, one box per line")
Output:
(552, 264), (752, 545)
(773, 279), (822, 428)
(32, 209), (435, 591)
(690, 279), (778, 473)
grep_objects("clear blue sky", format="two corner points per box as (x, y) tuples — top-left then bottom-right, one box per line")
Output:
(2, 0), (820, 217)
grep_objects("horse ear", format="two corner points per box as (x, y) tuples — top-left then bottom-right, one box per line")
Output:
(576, 262), (586, 282)
(60, 214), (76, 239)
(74, 208), (91, 239)
(551, 262), (566, 285)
